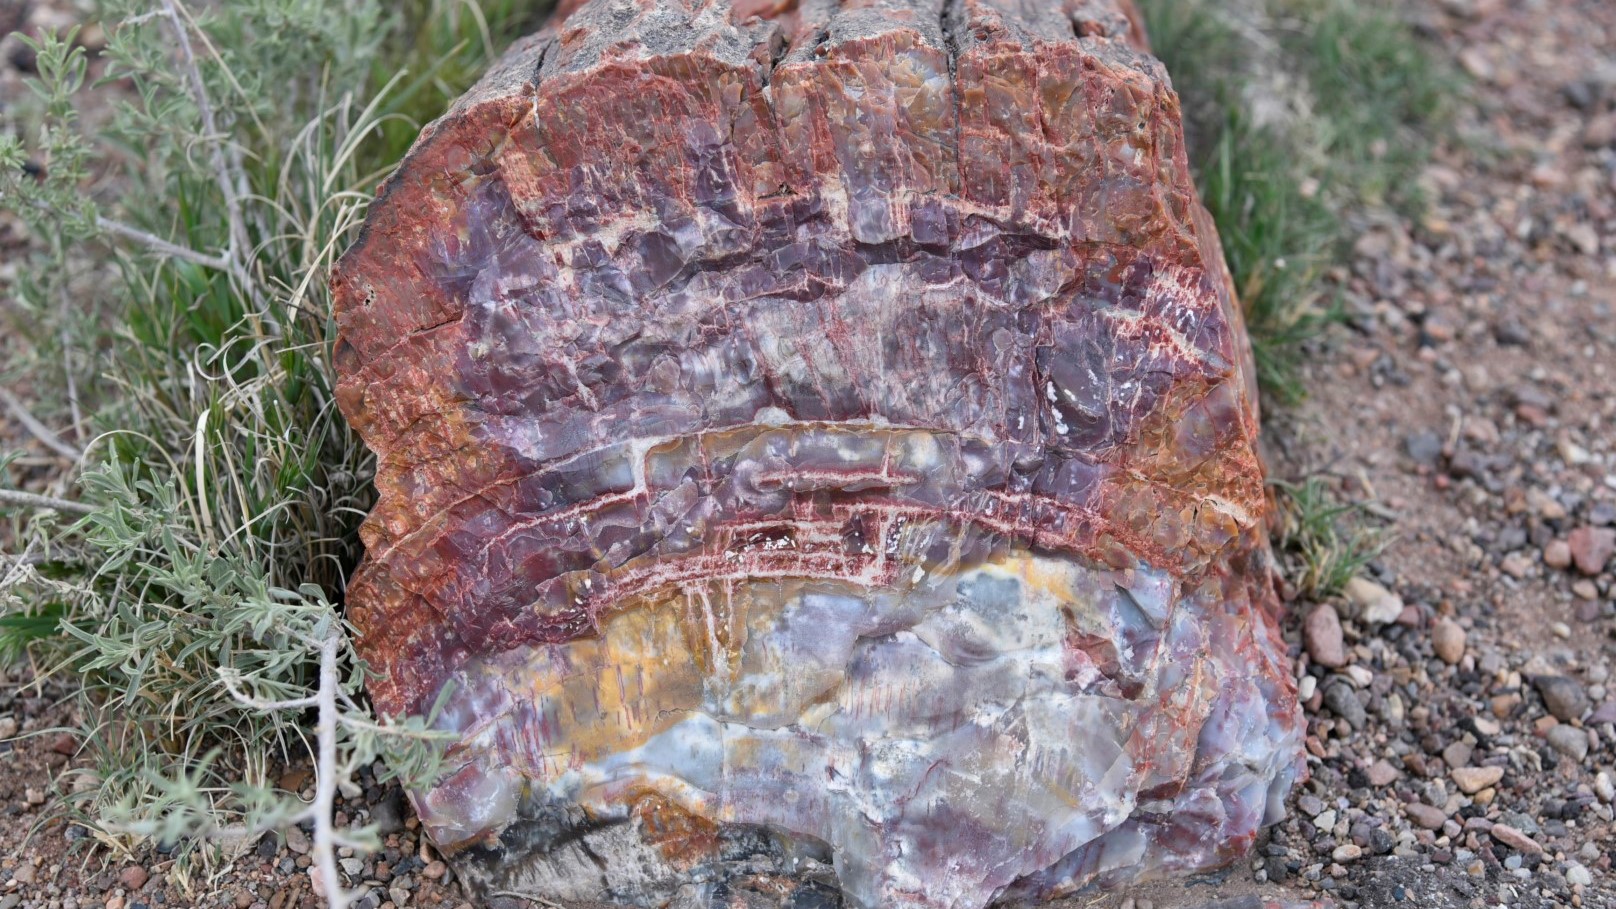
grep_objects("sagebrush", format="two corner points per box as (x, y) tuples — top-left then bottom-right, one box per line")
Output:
(0, 0), (538, 897)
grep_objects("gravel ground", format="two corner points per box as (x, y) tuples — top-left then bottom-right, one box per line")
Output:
(3, 0), (1615, 907)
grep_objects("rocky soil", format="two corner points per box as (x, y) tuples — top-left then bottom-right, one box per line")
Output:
(1236, 0), (1616, 906)
(3, 0), (1615, 907)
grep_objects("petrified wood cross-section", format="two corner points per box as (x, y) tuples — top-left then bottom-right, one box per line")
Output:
(332, 0), (1306, 905)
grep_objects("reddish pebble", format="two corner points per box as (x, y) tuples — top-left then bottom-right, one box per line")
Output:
(1304, 604), (1347, 668)
(1567, 526), (1615, 576)
(119, 865), (150, 890)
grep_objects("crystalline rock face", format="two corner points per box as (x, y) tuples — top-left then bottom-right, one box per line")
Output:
(329, 0), (1306, 906)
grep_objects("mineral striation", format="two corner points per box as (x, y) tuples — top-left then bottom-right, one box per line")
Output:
(331, 0), (1305, 905)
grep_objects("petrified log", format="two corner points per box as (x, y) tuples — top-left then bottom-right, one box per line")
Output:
(331, 0), (1305, 906)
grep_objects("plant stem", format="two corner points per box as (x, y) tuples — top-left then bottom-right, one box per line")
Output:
(310, 628), (350, 909)
(158, 0), (280, 337)
(0, 387), (82, 462)
(0, 488), (94, 516)
(95, 216), (232, 271)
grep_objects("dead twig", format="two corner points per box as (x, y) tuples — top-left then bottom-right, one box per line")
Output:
(156, 0), (279, 337)
(0, 387), (82, 462)
(0, 488), (94, 516)
(220, 627), (349, 908)
(95, 216), (233, 272)
(491, 892), (565, 909)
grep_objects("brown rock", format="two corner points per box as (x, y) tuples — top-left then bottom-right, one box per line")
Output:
(1431, 618), (1466, 664)
(1568, 526), (1616, 576)
(1489, 824), (1542, 855)
(118, 866), (149, 891)
(1366, 759), (1401, 787)
(1405, 803), (1448, 830)
(1543, 539), (1573, 570)
(1344, 576), (1403, 625)
(1451, 765), (1504, 794)
(1304, 604), (1348, 668)
(330, 0), (1304, 906)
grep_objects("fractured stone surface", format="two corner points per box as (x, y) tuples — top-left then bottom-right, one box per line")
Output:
(331, 0), (1305, 905)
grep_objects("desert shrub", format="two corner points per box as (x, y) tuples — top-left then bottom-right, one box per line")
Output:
(0, 0), (538, 897)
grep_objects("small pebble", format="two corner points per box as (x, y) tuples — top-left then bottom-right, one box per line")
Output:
(1406, 803), (1448, 830)
(1488, 823), (1542, 855)
(1304, 605), (1348, 668)
(1567, 526), (1615, 575)
(285, 825), (312, 856)
(1543, 540), (1572, 569)
(1431, 618), (1466, 664)
(1546, 724), (1589, 761)
(1534, 675), (1589, 722)
(1367, 759), (1401, 786)
(119, 865), (149, 891)
(1344, 576), (1404, 625)
(1452, 765), (1504, 794)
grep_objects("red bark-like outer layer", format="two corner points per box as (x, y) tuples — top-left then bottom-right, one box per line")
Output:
(336, 0), (1273, 714)
(332, 0), (1301, 900)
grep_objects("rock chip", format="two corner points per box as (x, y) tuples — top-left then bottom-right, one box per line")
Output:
(1305, 605), (1348, 668)
(1452, 765), (1505, 794)
(369, 787), (407, 836)
(1567, 526), (1615, 575)
(1533, 675), (1589, 722)
(1405, 803), (1448, 830)
(1488, 824), (1542, 855)
(1543, 539), (1572, 570)
(118, 866), (149, 891)
(1404, 431), (1443, 468)
(1366, 760), (1401, 786)
(1546, 725), (1589, 762)
(1324, 681), (1367, 730)
(1344, 576), (1404, 625)
(1431, 618), (1467, 664)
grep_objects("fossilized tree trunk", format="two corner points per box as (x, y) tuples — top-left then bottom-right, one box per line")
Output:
(331, 0), (1305, 906)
